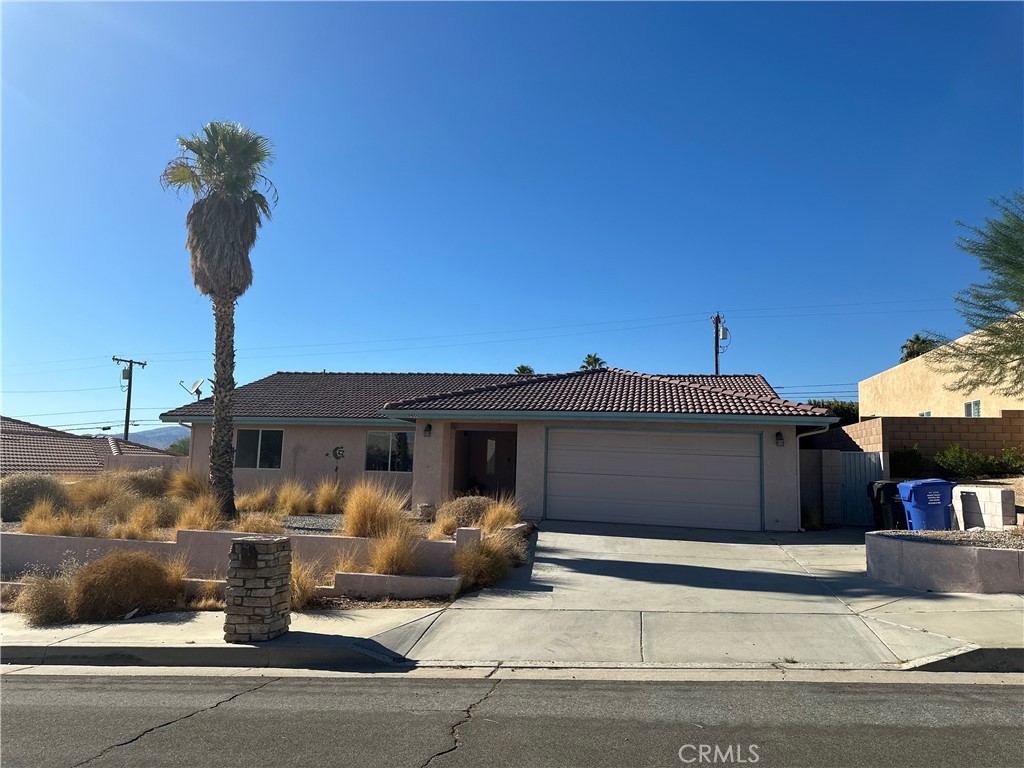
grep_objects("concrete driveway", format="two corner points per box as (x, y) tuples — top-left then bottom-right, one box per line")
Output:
(372, 522), (1022, 668)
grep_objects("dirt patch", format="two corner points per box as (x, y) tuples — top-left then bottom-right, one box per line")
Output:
(308, 595), (452, 610)
(877, 529), (1024, 550)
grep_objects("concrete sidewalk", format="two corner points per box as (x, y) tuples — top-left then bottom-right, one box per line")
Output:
(2, 525), (1021, 672)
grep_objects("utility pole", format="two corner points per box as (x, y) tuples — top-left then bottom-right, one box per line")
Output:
(112, 356), (146, 441)
(711, 313), (723, 375)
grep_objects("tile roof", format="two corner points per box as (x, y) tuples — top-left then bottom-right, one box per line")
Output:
(160, 370), (830, 423)
(1, 416), (171, 476)
(382, 368), (832, 418)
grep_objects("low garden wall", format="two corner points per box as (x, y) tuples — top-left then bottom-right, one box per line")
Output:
(952, 486), (1017, 530)
(0, 529), (459, 579)
(865, 532), (1024, 594)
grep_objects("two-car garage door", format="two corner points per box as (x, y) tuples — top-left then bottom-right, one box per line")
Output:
(545, 428), (763, 531)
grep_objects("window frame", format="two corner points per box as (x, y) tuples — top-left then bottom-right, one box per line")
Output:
(234, 428), (284, 469)
(919, 411), (932, 417)
(364, 430), (415, 473)
(964, 400), (982, 418)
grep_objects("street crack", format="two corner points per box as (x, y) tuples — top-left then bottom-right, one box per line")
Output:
(70, 677), (280, 767)
(420, 679), (502, 768)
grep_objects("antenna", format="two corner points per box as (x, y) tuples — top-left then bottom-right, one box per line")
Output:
(178, 378), (205, 401)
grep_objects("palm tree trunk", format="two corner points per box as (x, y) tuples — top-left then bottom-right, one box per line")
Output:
(210, 296), (238, 518)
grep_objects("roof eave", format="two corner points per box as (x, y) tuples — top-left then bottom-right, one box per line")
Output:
(163, 415), (415, 427)
(378, 408), (839, 426)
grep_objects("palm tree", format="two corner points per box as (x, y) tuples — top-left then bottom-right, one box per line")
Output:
(580, 353), (607, 370)
(514, 364), (535, 375)
(900, 333), (938, 363)
(161, 122), (277, 517)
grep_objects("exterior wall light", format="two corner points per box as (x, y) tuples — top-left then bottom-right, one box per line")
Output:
(424, 424), (433, 437)
(775, 431), (784, 447)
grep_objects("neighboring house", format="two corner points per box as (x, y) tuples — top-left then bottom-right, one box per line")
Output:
(0, 416), (174, 476)
(161, 369), (835, 532)
(860, 332), (1024, 418)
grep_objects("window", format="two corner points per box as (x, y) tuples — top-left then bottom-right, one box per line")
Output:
(235, 429), (283, 469)
(964, 400), (982, 418)
(365, 431), (414, 472)
(919, 411), (932, 417)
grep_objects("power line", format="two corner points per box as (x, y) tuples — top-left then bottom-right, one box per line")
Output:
(0, 386), (121, 394)
(11, 407), (166, 418)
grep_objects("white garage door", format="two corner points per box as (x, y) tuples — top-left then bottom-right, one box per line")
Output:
(545, 428), (763, 531)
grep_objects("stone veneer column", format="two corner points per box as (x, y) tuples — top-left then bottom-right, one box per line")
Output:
(224, 536), (291, 643)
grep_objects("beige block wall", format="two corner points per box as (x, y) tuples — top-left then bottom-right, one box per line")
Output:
(859, 350), (1024, 418)
(188, 423), (414, 494)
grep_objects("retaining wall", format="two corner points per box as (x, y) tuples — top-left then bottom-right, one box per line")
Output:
(866, 532), (1024, 593)
(953, 486), (1017, 530)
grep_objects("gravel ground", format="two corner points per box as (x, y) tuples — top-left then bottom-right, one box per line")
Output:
(877, 529), (1024, 549)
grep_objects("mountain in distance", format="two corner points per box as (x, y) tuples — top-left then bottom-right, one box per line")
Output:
(122, 426), (189, 450)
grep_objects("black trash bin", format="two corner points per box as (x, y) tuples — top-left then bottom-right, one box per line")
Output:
(866, 481), (907, 530)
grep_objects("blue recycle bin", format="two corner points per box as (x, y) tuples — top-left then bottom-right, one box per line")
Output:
(897, 479), (956, 531)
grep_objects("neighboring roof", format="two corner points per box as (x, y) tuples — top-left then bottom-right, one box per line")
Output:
(1, 416), (171, 476)
(161, 372), (527, 422)
(383, 369), (832, 419)
(160, 369), (830, 425)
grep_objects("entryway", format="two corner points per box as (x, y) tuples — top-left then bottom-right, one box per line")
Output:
(452, 427), (517, 496)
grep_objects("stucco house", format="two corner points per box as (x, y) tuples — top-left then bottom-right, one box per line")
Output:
(160, 368), (836, 532)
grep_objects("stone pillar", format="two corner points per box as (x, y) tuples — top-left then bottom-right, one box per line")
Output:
(224, 536), (291, 643)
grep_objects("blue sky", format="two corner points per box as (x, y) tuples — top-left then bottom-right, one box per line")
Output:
(3, 1), (1022, 433)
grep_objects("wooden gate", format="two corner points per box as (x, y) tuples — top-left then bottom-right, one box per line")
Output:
(840, 452), (885, 526)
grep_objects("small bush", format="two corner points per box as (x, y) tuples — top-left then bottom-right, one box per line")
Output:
(290, 558), (322, 610)
(437, 496), (492, 528)
(13, 570), (74, 626)
(370, 531), (419, 575)
(486, 529), (529, 566)
(187, 580), (224, 611)
(166, 470), (209, 501)
(236, 486), (277, 515)
(276, 480), (313, 517)
(136, 497), (183, 529)
(20, 500), (104, 538)
(109, 503), (159, 540)
(334, 551), (365, 574)
(340, 480), (410, 538)
(453, 540), (511, 590)
(67, 550), (183, 621)
(65, 473), (135, 511)
(314, 477), (346, 515)
(990, 446), (1024, 475)
(174, 493), (224, 532)
(0, 474), (68, 521)
(234, 512), (286, 534)
(890, 444), (932, 479)
(480, 494), (521, 534)
(95, 494), (140, 524)
(934, 444), (989, 479)
(115, 468), (169, 497)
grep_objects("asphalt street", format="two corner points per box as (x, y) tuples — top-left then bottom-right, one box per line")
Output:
(1, 675), (1022, 768)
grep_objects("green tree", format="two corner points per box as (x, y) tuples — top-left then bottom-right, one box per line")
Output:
(899, 333), (938, 363)
(580, 353), (607, 370)
(514, 364), (535, 375)
(807, 399), (859, 428)
(161, 122), (277, 517)
(167, 436), (190, 456)
(928, 192), (1024, 398)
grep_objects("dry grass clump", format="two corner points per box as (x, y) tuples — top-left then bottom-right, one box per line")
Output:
(174, 493), (225, 532)
(115, 468), (169, 498)
(235, 485), (277, 515)
(276, 480), (314, 517)
(66, 550), (183, 622)
(314, 477), (346, 515)
(370, 531), (419, 575)
(0, 473), (69, 521)
(65, 473), (135, 511)
(453, 539), (512, 591)
(334, 551), (366, 574)
(12, 560), (79, 626)
(340, 480), (411, 538)
(234, 512), (286, 534)
(290, 558), (323, 611)
(480, 494), (521, 534)
(20, 499), (104, 538)
(95, 494), (140, 525)
(187, 580), (225, 611)
(109, 504), (159, 540)
(166, 470), (209, 501)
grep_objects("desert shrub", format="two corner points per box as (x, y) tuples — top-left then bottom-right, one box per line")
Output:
(166, 470), (209, 501)
(109, 503), (160, 540)
(480, 494), (521, 534)
(234, 512), (286, 534)
(187, 580), (224, 611)
(276, 480), (313, 517)
(486, 529), (528, 565)
(453, 539), (512, 590)
(235, 486), (277, 515)
(340, 480), (411, 538)
(13, 564), (77, 626)
(890, 444), (932, 479)
(95, 494), (140, 524)
(334, 551), (365, 574)
(20, 500), (104, 538)
(369, 531), (419, 575)
(134, 497), (183, 529)
(115, 468), (169, 497)
(934, 444), (989, 479)
(290, 558), (322, 610)
(314, 477), (346, 515)
(0, 474), (68, 521)
(67, 550), (183, 621)
(174, 493), (224, 532)
(65, 473), (135, 511)
(990, 446), (1024, 475)
(429, 495), (494, 539)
